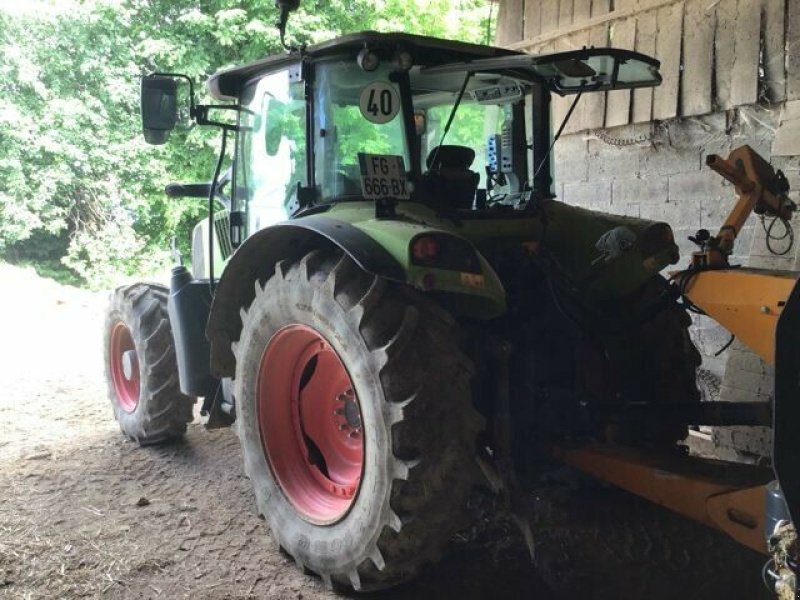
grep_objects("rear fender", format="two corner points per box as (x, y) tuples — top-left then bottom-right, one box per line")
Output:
(206, 216), (404, 377)
(207, 215), (506, 377)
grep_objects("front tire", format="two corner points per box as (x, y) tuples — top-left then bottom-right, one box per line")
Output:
(104, 284), (194, 444)
(234, 250), (482, 591)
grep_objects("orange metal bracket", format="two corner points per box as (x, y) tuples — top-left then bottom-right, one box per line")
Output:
(680, 268), (799, 365)
(553, 444), (772, 554)
(694, 145), (795, 267)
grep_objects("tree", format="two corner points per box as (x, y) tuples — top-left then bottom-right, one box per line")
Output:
(0, 0), (494, 288)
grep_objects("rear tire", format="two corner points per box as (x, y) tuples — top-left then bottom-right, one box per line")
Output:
(104, 283), (194, 444)
(234, 249), (482, 591)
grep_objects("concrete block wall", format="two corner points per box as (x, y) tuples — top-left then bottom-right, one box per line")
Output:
(553, 103), (800, 459)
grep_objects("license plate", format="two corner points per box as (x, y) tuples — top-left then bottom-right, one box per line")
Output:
(357, 153), (411, 200)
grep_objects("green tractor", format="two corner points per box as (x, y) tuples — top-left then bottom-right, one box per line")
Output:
(104, 6), (738, 593)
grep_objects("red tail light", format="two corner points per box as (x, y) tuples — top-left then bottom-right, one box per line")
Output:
(412, 236), (439, 260)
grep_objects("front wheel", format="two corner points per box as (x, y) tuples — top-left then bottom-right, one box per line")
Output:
(234, 250), (482, 591)
(104, 284), (194, 444)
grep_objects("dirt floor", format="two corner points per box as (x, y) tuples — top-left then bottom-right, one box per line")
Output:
(0, 264), (771, 599)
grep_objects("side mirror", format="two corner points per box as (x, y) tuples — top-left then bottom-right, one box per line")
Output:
(141, 75), (179, 145)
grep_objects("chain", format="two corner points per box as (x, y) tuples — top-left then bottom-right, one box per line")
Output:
(589, 123), (664, 148)
(591, 127), (656, 147)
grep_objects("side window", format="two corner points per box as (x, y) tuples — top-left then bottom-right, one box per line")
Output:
(239, 68), (306, 234)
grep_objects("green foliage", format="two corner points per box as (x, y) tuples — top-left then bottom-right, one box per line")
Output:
(0, 0), (494, 288)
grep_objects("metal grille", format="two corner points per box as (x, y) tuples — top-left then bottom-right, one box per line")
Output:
(214, 212), (233, 259)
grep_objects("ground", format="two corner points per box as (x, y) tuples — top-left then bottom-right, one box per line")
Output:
(0, 264), (770, 599)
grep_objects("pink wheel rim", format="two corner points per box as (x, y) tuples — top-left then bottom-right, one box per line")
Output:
(109, 321), (139, 413)
(257, 324), (364, 524)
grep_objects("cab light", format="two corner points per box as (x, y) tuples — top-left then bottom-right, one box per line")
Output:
(395, 50), (414, 71)
(357, 48), (380, 72)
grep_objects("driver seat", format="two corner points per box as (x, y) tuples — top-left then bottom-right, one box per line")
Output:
(424, 145), (480, 209)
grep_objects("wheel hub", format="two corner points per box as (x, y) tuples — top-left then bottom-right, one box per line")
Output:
(109, 322), (139, 413)
(257, 324), (364, 524)
(122, 350), (137, 381)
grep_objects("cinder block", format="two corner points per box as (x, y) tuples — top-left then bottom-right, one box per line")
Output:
(639, 143), (702, 177)
(660, 113), (730, 170)
(641, 198), (702, 230)
(735, 105), (779, 160)
(668, 170), (729, 205)
(611, 176), (668, 206)
(616, 202), (640, 218)
(700, 187), (739, 229)
(554, 134), (589, 183)
(670, 226), (698, 260)
(730, 226), (754, 259)
(692, 324), (736, 358)
(748, 218), (800, 258)
(725, 347), (774, 377)
(561, 179), (612, 209)
(587, 136), (643, 180)
(771, 155), (800, 181)
(713, 425), (772, 457)
(719, 383), (772, 404)
(722, 341), (774, 395)
(699, 354), (727, 377)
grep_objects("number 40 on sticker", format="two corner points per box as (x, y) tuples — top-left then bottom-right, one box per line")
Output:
(359, 82), (400, 124)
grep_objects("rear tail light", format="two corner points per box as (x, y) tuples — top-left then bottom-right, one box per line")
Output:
(409, 233), (482, 273)
(412, 236), (439, 260)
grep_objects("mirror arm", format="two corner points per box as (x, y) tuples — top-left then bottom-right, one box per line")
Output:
(194, 104), (241, 132)
(150, 72), (196, 111)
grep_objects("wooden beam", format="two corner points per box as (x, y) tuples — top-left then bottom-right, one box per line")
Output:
(680, 0), (715, 116)
(606, 17), (636, 127)
(524, 0), (542, 39)
(508, 0), (684, 50)
(573, 0), (591, 23)
(715, 0), (736, 110)
(583, 23), (610, 129)
(762, 0), (786, 104)
(496, 0), (525, 45)
(652, 1), (683, 120)
(541, 0), (561, 33)
(559, 0), (575, 28)
(729, 0), (761, 108)
(788, 0), (800, 101)
(632, 10), (656, 123)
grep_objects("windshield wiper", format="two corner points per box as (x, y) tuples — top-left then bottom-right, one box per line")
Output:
(428, 72), (473, 169)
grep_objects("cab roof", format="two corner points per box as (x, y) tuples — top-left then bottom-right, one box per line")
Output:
(207, 31), (522, 100)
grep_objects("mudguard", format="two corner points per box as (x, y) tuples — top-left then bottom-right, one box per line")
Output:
(206, 216), (406, 377)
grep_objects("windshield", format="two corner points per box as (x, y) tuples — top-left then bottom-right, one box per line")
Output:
(314, 60), (410, 201)
(236, 57), (539, 228)
(411, 68), (529, 194)
(312, 58), (533, 204)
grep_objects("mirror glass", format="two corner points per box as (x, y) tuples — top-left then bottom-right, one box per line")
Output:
(141, 75), (179, 145)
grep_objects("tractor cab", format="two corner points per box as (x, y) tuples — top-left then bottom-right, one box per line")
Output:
(207, 33), (660, 234)
(144, 33), (661, 243)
